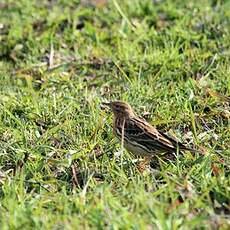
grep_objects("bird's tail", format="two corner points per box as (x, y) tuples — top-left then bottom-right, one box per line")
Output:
(180, 146), (201, 154)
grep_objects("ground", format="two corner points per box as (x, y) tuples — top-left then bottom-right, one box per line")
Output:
(0, 0), (229, 229)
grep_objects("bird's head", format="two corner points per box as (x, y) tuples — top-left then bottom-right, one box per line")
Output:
(101, 101), (135, 117)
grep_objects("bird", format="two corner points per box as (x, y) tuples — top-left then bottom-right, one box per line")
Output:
(102, 101), (198, 171)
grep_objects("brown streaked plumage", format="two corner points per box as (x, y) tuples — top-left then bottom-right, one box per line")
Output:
(102, 101), (197, 159)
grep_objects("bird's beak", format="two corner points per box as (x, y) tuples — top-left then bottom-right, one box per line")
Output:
(100, 101), (111, 110)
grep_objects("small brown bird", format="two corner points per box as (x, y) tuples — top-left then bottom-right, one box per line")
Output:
(102, 101), (197, 169)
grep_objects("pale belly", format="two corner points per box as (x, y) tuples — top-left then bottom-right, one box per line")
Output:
(123, 140), (155, 157)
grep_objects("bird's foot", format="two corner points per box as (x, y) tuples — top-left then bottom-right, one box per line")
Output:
(137, 157), (152, 173)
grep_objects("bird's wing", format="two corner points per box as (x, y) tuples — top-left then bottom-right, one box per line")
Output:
(122, 117), (176, 152)
(158, 130), (185, 148)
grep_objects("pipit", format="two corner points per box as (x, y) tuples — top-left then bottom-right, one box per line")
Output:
(102, 101), (198, 171)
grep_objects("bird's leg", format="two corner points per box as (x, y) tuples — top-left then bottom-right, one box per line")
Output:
(137, 156), (152, 173)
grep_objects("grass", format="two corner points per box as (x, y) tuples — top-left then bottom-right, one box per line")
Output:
(0, 0), (230, 229)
